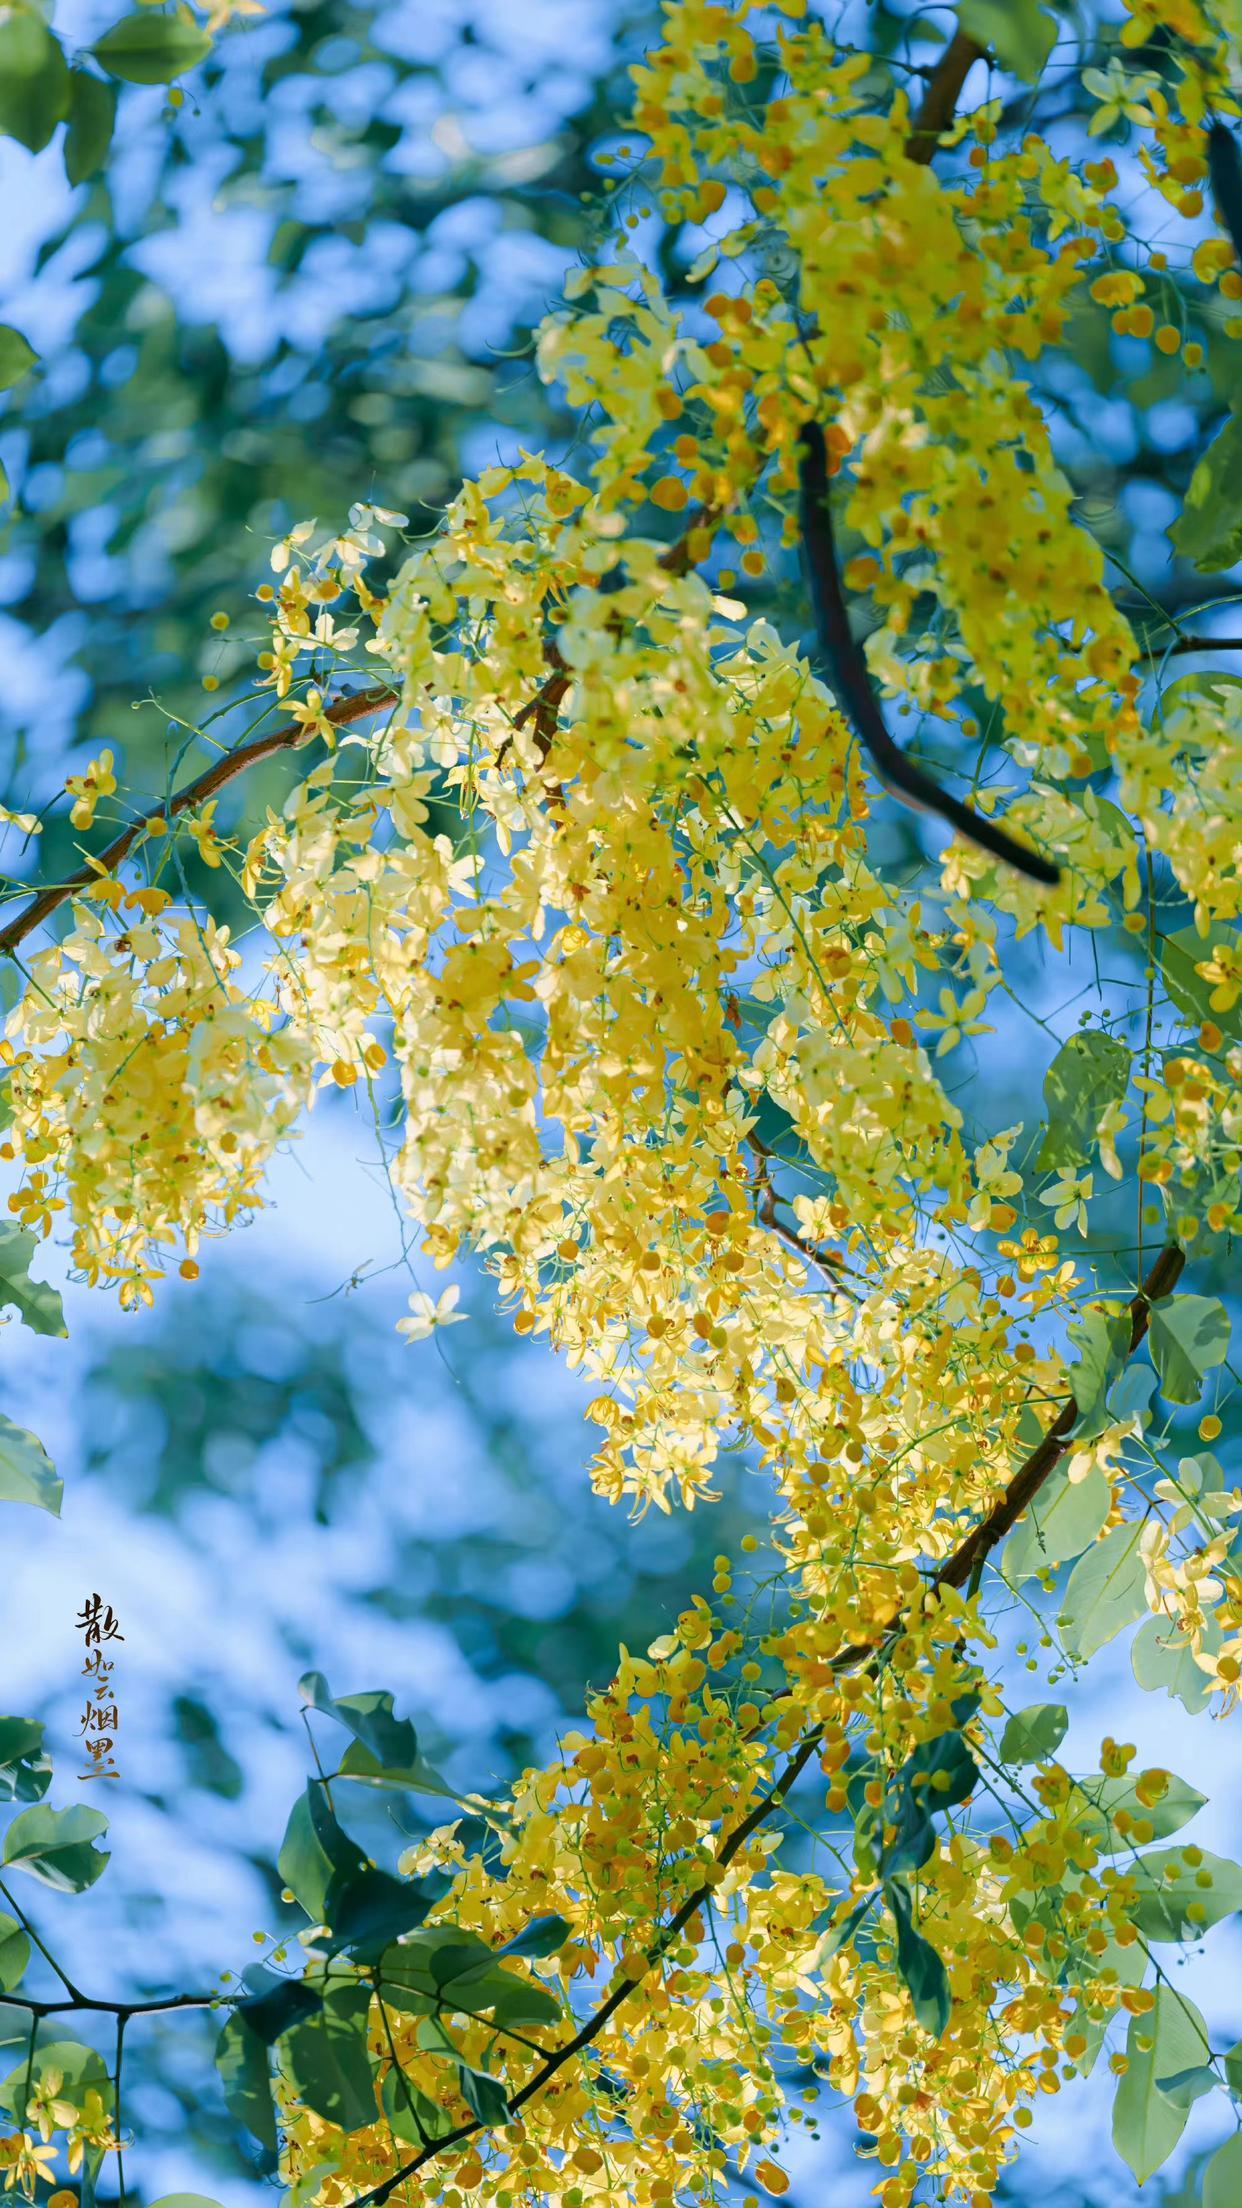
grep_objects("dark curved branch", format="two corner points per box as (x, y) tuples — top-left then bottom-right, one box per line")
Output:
(1209, 120), (1242, 265)
(797, 426), (1061, 885)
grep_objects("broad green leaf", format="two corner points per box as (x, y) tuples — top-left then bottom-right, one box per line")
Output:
(0, 1915), (29, 1993)
(1154, 2062), (1216, 2110)
(0, 330), (39, 396)
(458, 2061), (511, 2127)
(1066, 1304), (1131, 1440)
(999, 1703), (1067, 1766)
(150, 2197), (229, 2207)
(1170, 414), (1242, 572)
(215, 2013), (276, 2152)
(235, 1970), (322, 2046)
(63, 70), (116, 187)
(1112, 1987), (1209, 2182)
(1205, 2134), (1242, 2208)
(0, 16), (72, 154)
(495, 1914), (571, 1961)
(957, 0), (1057, 81)
(0, 1716), (52, 1803)
(1069, 1771), (1206, 1848)
(1129, 1848), (1242, 1942)
(885, 1880), (950, 2038)
(2, 1802), (109, 1892)
(1003, 1464), (1110, 1582)
(1160, 926), (1242, 1045)
(337, 1740), (459, 1801)
(0, 2036), (111, 2120)
(1132, 1613), (1219, 1714)
(282, 1983), (377, 2133)
(319, 1864), (435, 1961)
(377, 1926), (558, 2028)
(380, 2062), (451, 2145)
(0, 1222), (66, 1335)
(1225, 2038), (1242, 2095)
(1058, 1521), (1146, 1660)
(93, 8), (212, 85)
(0, 1414), (61, 1515)
(277, 1784), (366, 1924)
(1037, 1031), (1130, 1172)
(1148, 1294), (1230, 1406)
(299, 1672), (419, 1772)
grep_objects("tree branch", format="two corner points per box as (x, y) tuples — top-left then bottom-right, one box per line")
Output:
(0, 683), (400, 958)
(341, 1241), (1184, 2208)
(905, 31), (985, 164)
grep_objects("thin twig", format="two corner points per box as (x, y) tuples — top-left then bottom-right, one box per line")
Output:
(0, 684), (399, 957)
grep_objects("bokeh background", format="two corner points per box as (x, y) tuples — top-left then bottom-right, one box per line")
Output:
(0, 1), (1240, 2201)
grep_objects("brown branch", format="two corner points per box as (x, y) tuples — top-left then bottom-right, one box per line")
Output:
(1138, 634), (1242, 660)
(0, 683), (399, 958)
(933, 1241), (1183, 1594)
(905, 31), (985, 164)
(341, 1242), (1184, 2208)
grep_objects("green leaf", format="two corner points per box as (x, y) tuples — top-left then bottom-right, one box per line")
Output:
(0, 2037), (111, 2119)
(1132, 1613), (1220, 1714)
(1002, 1464), (1110, 1582)
(378, 1926), (560, 2030)
(1129, 1847), (1242, 1942)
(380, 2062), (450, 2145)
(0, 1222), (66, 1335)
(1069, 1771), (1207, 1848)
(0, 1716), (52, 1803)
(0, 330), (39, 396)
(63, 70), (116, 187)
(215, 2013), (276, 2152)
(458, 2061), (511, 2127)
(1153, 2062), (1217, 2111)
(1205, 2134), (1242, 2208)
(884, 1880), (950, 2038)
(93, 8), (212, 85)
(277, 1784), (366, 1923)
(150, 2197), (229, 2207)
(1037, 1031), (1130, 1172)
(1225, 2038), (1242, 2095)
(2, 1803), (109, 1892)
(0, 1413), (61, 1516)
(1058, 1521), (1146, 1661)
(1170, 413), (1242, 572)
(1160, 925), (1242, 1045)
(236, 1971), (322, 2046)
(282, 1982), (377, 2133)
(0, 1914), (29, 1993)
(1148, 1294), (1230, 1406)
(298, 1672), (419, 1771)
(336, 1740), (459, 1801)
(495, 1914), (571, 1961)
(999, 1703), (1067, 1766)
(319, 1864), (435, 1961)
(1066, 1304), (1132, 1440)
(1112, 1987), (1209, 2182)
(956, 0), (1057, 81)
(0, 16), (72, 154)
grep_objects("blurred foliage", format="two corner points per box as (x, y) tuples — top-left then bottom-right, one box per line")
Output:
(0, 0), (639, 892)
